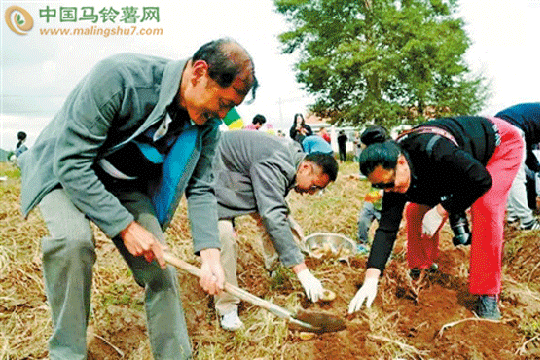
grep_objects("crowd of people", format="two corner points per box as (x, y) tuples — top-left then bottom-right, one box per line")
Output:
(16, 36), (540, 359)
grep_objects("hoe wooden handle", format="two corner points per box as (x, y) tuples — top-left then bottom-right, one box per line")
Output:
(163, 253), (295, 316)
(162, 252), (317, 329)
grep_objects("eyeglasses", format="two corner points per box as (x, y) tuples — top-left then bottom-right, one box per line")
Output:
(293, 183), (326, 194)
(371, 181), (395, 190)
(309, 184), (325, 192)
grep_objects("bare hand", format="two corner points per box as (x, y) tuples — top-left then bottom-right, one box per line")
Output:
(120, 221), (166, 268)
(199, 248), (225, 295)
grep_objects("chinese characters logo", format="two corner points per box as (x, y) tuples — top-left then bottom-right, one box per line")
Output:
(38, 6), (160, 23)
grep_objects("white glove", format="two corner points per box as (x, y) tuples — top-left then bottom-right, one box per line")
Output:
(422, 206), (444, 236)
(297, 268), (324, 303)
(347, 277), (379, 313)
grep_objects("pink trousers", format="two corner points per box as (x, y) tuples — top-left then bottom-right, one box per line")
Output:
(406, 118), (523, 295)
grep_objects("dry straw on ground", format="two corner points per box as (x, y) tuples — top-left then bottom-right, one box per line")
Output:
(1, 160), (540, 359)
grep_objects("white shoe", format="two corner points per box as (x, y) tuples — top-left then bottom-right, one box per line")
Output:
(521, 219), (540, 231)
(220, 310), (243, 331)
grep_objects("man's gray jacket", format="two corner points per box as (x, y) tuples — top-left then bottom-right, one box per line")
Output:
(213, 130), (306, 266)
(19, 53), (221, 253)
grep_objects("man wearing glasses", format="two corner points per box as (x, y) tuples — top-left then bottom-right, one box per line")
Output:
(211, 129), (338, 330)
(19, 38), (257, 359)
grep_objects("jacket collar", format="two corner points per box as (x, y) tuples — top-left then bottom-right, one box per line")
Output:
(154, 58), (188, 120)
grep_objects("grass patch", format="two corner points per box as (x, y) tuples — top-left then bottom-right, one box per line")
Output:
(2, 160), (540, 359)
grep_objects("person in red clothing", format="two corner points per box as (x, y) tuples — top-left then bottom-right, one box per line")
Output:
(347, 116), (523, 319)
(495, 102), (540, 230)
(318, 126), (331, 143)
(243, 114), (266, 130)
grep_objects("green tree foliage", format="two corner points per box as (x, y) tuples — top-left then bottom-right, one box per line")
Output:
(274, 0), (490, 127)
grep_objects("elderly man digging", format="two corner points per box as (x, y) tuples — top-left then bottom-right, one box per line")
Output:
(18, 38), (257, 360)
(212, 130), (339, 330)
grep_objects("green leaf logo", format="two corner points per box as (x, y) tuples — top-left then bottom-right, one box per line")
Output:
(5, 6), (34, 35)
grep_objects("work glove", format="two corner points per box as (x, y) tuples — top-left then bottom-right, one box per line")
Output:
(347, 277), (379, 313)
(297, 268), (324, 303)
(422, 206), (445, 237)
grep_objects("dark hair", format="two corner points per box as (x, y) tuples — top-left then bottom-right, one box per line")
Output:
(305, 152), (339, 182)
(16, 131), (27, 149)
(358, 140), (401, 177)
(360, 125), (388, 146)
(192, 38), (258, 101)
(252, 114), (266, 125)
(17, 131), (27, 141)
(294, 113), (305, 125)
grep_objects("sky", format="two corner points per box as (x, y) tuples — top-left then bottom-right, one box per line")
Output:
(1, 0), (540, 151)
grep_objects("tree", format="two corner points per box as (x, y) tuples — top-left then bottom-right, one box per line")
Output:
(274, 0), (490, 127)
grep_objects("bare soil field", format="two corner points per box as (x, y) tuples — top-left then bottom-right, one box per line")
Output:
(1, 161), (539, 359)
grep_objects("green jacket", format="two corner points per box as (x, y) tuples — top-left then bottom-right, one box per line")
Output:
(19, 53), (221, 253)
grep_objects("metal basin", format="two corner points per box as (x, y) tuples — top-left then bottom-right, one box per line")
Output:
(305, 233), (357, 260)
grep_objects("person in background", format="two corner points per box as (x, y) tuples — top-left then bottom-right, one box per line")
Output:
(212, 130), (338, 330)
(348, 116), (523, 320)
(18, 38), (257, 359)
(16, 131), (28, 158)
(353, 131), (362, 162)
(318, 126), (331, 143)
(524, 170), (537, 212)
(494, 102), (540, 230)
(337, 130), (348, 162)
(243, 114), (267, 130)
(261, 122), (276, 136)
(533, 143), (540, 208)
(356, 126), (388, 255)
(302, 134), (334, 155)
(290, 113), (313, 144)
(525, 152), (539, 212)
